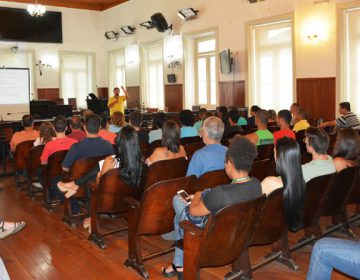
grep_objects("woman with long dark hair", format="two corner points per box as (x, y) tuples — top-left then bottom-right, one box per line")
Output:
(332, 128), (360, 172)
(145, 120), (187, 166)
(34, 121), (56, 146)
(261, 137), (305, 231)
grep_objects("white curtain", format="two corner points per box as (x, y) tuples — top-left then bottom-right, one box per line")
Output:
(108, 49), (126, 92)
(342, 7), (360, 115)
(184, 36), (195, 109)
(60, 53), (94, 108)
(249, 20), (293, 112)
(141, 44), (164, 109)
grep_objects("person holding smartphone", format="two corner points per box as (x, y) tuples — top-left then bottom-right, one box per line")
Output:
(161, 136), (262, 278)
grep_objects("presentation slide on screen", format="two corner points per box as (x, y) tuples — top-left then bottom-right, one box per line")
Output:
(0, 68), (30, 121)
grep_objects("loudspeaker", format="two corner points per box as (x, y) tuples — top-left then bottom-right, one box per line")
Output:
(167, 74), (176, 83)
(151, 13), (170, 32)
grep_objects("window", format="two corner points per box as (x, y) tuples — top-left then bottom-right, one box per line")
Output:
(108, 49), (126, 92)
(141, 43), (164, 109)
(195, 37), (217, 107)
(248, 18), (294, 111)
(60, 52), (95, 108)
(339, 6), (360, 115)
(0, 51), (35, 97)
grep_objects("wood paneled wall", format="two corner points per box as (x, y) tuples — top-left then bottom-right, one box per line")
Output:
(126, 86), (141, 109)
(165, 84), (183, 112)
(37, 88), (59, 100)
(97, 87), (108, 99)
(296, 77), (336, 121)
(219, 81), (245, 108)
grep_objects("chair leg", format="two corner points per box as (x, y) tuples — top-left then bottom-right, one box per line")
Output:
(88, 214), (106, 250)
(225, 249), (252, 280)
(63, 197), (74, 225)
(271, 232), (299, 271)
(124, 234), (148, 279)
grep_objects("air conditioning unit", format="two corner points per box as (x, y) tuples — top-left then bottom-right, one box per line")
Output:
(248, 0), (265, 3)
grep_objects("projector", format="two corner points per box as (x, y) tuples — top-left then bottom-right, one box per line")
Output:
(248, 0), (265, 3)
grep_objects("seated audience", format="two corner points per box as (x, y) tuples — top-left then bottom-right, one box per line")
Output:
(108, 111), (125, 133)
(145, 120), (186, 166)
(273, 109), (296, 144)
(162, 136), (262, 277)
(302, 127), (335, 182)
(33, 121), (55, 146)
(267, 109), (277, 123)
(217, 106), (229, 129)
(57, 114), (114, 200)
(292, 109), (310, 133)
(319, 102), (360, 130)
(67, 116), (86, 142)
(307, 237), (360, 280)
(187, 116), (227, 178)
(193, 108), (207, 132)
(82, 109), (93, 119)
(98, 114), (117, 145)
(10, 114), (39, 152)
(148, 112), (166, 144)
(246, 109), (274, 146)
(290, 102), (300, 126)
(223, 109), (243, 138)
(179, 110), (198, 138)
(261, 137), (305, 231)
(247, 105), (260, 127)
(237, 114), (248, 126)
(332, 128), (360, 172)
(41, 115), (78, 165)
(129, 111), (149, 145)
(0, 218), (26, 239)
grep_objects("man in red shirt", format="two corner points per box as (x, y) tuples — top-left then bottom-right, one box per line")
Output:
(98, 114), (117, 145)
(67, 116), (86, 142)
(41, 115), (78, 165)
(273, 109), (296, 144)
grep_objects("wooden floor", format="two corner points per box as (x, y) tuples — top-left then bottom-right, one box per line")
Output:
(0, 167), (356, 280)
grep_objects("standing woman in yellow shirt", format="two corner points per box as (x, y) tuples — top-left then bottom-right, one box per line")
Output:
(108, 86), (129, 115)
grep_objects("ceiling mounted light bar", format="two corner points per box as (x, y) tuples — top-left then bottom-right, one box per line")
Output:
(178, 8), (199, 20)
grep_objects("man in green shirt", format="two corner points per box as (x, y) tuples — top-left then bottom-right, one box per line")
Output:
(246, 109), (274, 146)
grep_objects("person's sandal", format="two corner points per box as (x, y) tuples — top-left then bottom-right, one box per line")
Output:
(161, 263), (183, 279)
(0, 221), (26, 239)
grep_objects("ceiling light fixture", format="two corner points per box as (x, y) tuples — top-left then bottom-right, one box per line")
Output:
(178, 8), (199, 20)
(27, 0), (46, 17)
(140, 21), (155, 29)
(121, 26), (136, 35)
(104, 31), (119, 40)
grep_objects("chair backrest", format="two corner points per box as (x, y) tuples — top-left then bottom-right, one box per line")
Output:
(140, 141), (150, 158)
(184, 142), (205, 160)
(220, 138), (231, 147)
(250, 159), (275, 181)
(180, 136), (201, 145)
(327, 133), (337, 155)
(68, 98), (77, 110)
(256, 144), (274, 161)
(348, 167), (360, 204)
(195, 169), (230, 192)
(14, 140), (35, 170)
(198, 195), (266, 267)
(138, 176), (196, 235)
(96, 168), (140, 213)
(320, 167), (357, 216)
(28, 145), (45, 180)
(46, 150), (68, 180)
(303, 173), (334, 228)
(143, 157), (188, 190)
(3, 127), (14, 143)
(67, 155), (106, 182)
(54, 98), (64, 105)
(251, 188), (286, 245)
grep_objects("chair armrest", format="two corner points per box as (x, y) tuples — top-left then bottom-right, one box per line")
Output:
(124, 197), (141, 209)
(180, 220), (204, 236)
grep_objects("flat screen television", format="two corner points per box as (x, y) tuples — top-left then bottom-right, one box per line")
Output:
(219, 49), (232, 74)
(0, 7), (62, 43)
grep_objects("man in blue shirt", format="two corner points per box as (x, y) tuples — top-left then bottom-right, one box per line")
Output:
(187, 116), (228, 178)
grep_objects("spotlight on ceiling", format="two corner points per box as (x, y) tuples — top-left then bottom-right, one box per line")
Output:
(140, 21), (155, 29)
(151, 13), (172, 33)
(178, 8), (199, 20)
(121, 26), (136, 35)
(104, 31), (119, 40)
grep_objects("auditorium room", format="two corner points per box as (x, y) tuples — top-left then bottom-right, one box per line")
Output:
(1, 0), (360, 279)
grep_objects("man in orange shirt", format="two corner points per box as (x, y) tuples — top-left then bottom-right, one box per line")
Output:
(41, 115), (78, 165)
(98, 114), (117, 145)
(10, 115), (39, 152)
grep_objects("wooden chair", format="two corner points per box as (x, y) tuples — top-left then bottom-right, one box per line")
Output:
(220, 138), (231, 147)
(239, 189), (298, 279)
(140, 141), (150, 158)
(245, 127), (257, 134)
(42, 150), (68, 212)
(327, 132), (338, 155)
(194, 169), (230, 192)
(124, 176), (196, 279)
(88, 168), (141, 249)
(256, 144), (274, 161)
(143, 157), (188, 190)
(0, 127), (13, 174)
(347, 167), (360, 224)
(180, 136), (201, 145)
(54, 98), (64, 105)
(184, 142), (205, 160)
(68, 98), (77, 110)
(290, 173), (334, 252)
(251, 159), (276, 182)
(268, 125), (278, 133)
(63, 155), (106, 225)
(27, 144), (45, 199)
(14, 140), (34, 190)
(181, 195), (266, 280)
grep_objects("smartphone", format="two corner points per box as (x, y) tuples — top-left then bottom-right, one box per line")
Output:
(177, 190), (192, 204)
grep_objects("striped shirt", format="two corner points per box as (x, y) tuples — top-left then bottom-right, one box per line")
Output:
(336, 112), (360, 130)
